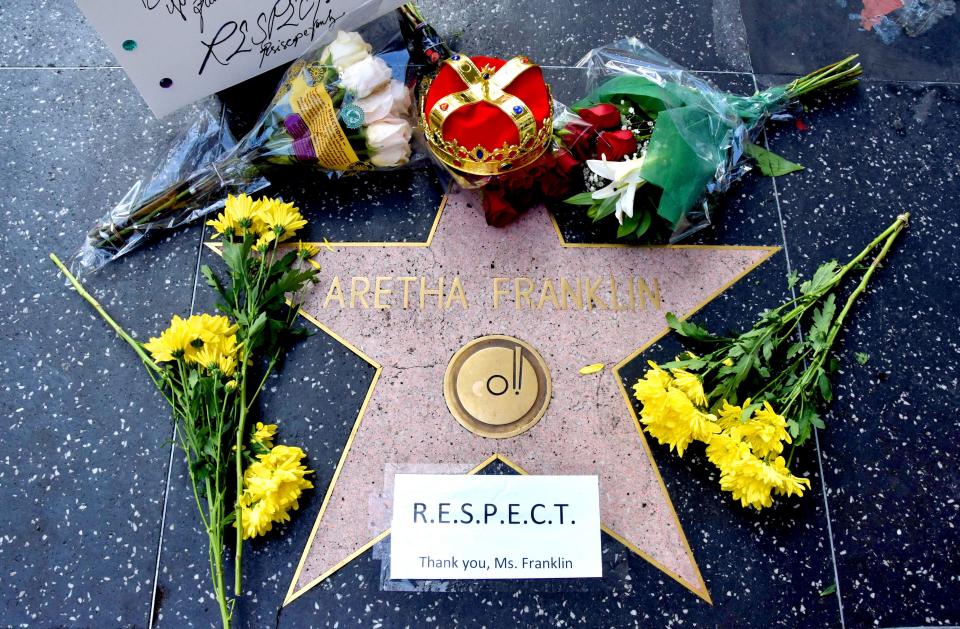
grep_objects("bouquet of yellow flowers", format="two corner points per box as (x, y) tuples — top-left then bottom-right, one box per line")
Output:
(633, 214), (909, 510)
(53, 194), (323, 628)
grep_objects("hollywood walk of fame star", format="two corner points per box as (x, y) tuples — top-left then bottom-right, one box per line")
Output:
(261, 190), (778, 606)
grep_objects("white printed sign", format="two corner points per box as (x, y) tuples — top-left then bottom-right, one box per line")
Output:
(390, 474), (602, 579)
(76, 0), (406, 117)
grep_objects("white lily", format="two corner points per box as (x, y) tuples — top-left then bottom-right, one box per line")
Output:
(586, 156), (646, 224)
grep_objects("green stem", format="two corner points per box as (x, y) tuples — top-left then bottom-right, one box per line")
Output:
(49, 253), (161, 373)
(822, 214), (909, 359)
(752, 347), (813, 399)
(234, 350), (249, 596)
(785, 54), (862, 99)
(246, 352), (279, 413)
(785, 213), (909, 458)
(206, 478), (231, 629)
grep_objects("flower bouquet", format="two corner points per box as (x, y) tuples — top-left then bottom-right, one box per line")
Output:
(553, 39), (861, 241)
(53, 194), (326, 627)
(415, 37), (859, 234)
(75, 4), (449, 274)
(633, 214), (908, 510)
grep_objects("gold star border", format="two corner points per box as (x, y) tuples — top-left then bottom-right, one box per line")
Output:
(205, 191), (779, 607)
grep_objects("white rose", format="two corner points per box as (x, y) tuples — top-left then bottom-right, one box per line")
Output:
(389, 81), (412, 118)
(370, 142), (412, 167)
(355, 80), (412, 124)
(340, 55), (392, 99)
(366, 116), (413, 167)
(323, 31), (371, 71)
(354, 84), (394, 124)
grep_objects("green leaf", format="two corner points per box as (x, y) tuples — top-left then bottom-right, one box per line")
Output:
(787, 418), (800, 439)
(741, 401), (761, 422)
(787, 269), (799, 289)
(247, 311), (268, 340)
(817, 369), (833, 403)
(617, 213), (640, 238)
(855, 352), (870, 365)
(221, 239), (248, 277)
(786, 342), (806, 360)
(810, 293), (837, 350)
(665, 312), (718, 342)
(819, 583), (837, 597)
(589, 195), (618, 223)
(810, 413), (826, 430)
(564, 191), (598, 206)
(762, 339), (774, 362)
(633, 209), (654, 238)
(744, 142), (805, 177)
(800, 260), (839, 296)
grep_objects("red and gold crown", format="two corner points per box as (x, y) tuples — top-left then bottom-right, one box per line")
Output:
(421, 53), (553, 177)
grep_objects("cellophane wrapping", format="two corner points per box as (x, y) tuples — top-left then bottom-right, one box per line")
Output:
(74, 18), (427, 275)
(564, 38), (797, 242)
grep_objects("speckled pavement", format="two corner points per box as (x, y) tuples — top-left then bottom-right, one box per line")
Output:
(1, 1), (958, 628)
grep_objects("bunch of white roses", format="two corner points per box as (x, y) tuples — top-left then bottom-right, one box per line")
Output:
(323, 31), (414, 167)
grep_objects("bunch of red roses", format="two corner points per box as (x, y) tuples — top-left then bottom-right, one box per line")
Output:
(481, 103), (638, 227)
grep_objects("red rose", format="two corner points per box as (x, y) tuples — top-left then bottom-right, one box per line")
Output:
(503, 165), (537, 193)
(538, 168), (575, 201)
(561, 121), (597, 161)
(554, 148), (581, 175)
(533, 149), (579, 200)
(596, 130), (638, 162)
(482, 186), (522, 227)
(576, 103), (621, 130)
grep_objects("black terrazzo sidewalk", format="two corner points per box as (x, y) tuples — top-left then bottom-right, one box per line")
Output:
(1, 1), (957, 627)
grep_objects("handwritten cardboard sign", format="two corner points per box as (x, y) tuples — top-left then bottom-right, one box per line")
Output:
(76, 0), (406, 117)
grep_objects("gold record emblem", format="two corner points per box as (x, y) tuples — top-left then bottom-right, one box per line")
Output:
(444, 335), (551, 438)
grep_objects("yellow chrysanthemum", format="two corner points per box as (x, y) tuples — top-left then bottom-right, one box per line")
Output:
(632, 367), (670, 416)
(229, 193), (265, 232)
(207, 193), (264, 238)
(252, 422), (278, 448)
(646, 361), (673, 388)
(716, 399), (746, 431)
(143, 315), (197, 363)
(670, 368), (708, 407)
(634, 362), (719, 456)
(254, 231), (276, 252)
(145, 313), (239, 367)
(705, 430), (750, 470)
(237, 444), (313, 540)
(736, 402), (791, 457)
(195, 339), (239, 377)
(206, 211), (237, 238)
(297, 241), (320, 260)
(238, 494), (274, 539)
(689, 408), (722, 441)
(640, 387), (719, 457)
(718, 452), (810, 510)
(718, 452), (777, 510)
(256, 198), (307, 242)
(193, 313), (238, 340)
(769, 456), (811, 498)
